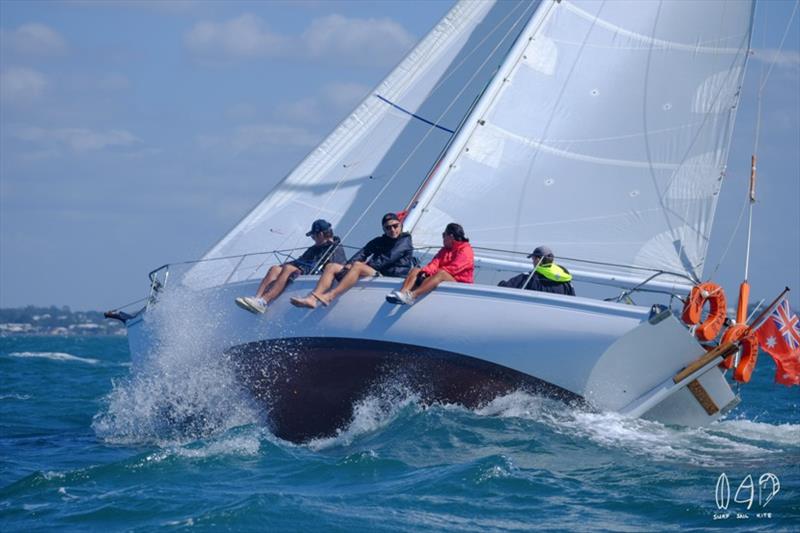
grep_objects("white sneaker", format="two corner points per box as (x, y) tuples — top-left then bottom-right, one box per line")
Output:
(385, 290), (403, 304)
(386, 290), (414, 305)
(396, 290), (415, 305)
(235, 296), (267, 314)
(235, 296), (254, 312)
(247, 297), (268, 314)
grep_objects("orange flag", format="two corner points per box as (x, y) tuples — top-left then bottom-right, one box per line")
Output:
(755, 297), (800, 386)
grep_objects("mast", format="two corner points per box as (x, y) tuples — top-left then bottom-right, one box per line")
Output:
(403, 0), (559, 231)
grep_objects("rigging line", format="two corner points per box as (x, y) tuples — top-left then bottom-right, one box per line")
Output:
(207, 1), (491, 259)
(753, 0), (768, 158)
(705, 0), (760, 283)
(401, 1), (539, 212)
(408, 0), (556, 227)
(708, 194), (750, 281)
(307, 1), (531, 250)
(374, 94), (455, 134)
(424, 1), (531, 101)
(757, 0), (799, 95)
(742, 1), (771, 283)
(645, 1), (753, 283)
(710, 1), (759, 282)
(335, 1), (539, 247)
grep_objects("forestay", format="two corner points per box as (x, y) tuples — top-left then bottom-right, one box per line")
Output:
(185, 0), (540, 288)
(407, 0), (754, 291)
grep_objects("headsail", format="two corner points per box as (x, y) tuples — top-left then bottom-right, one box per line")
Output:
(185, 0), (539, 288)
(407, 0), (754, 291)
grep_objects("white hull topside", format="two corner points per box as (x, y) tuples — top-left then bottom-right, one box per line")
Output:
(126, 276), (737, 441)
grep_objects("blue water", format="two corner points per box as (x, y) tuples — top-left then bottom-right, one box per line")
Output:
(1, 335), (798, 531)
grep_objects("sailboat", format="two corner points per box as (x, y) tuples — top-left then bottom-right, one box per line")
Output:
(118, 0), (765, 443)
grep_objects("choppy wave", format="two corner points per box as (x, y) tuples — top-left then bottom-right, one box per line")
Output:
(0, 393), (32, 400)
(307, 384), (421, 451)
(476, 391), (798, 467)
(7, 351), (100, 365)
(93, 289), (259, 447)
(299, 388), (798, 469)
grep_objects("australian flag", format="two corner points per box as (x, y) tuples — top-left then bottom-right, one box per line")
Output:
(756, 297), (800, 386)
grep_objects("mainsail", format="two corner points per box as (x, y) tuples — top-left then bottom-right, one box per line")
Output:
(407, 0), (754, 290)
(186, 0), (538, 288)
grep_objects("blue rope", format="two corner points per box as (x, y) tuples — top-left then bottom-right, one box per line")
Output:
(375, 94), (455, 134)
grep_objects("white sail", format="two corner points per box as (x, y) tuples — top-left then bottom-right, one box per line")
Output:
(185, 0), (542, 288)
(408, 0), (754, 290)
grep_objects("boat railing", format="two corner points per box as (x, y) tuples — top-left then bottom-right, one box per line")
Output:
(146, 244), (365, 300)
(410, 245), (695, 296)
(141, 244), (694, 309)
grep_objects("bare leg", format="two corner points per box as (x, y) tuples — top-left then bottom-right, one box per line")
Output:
(319, 262), (376, 304)
(291, 263), (345, 308)
(261, 264), (301, 304)
(410, 269), (454, 300)
(254, 265), (283, 298)
(398, 267), (422, 292)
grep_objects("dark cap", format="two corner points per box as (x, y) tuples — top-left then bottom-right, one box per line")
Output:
(527, 245), (554, 259)
(305, 219), (332, 236)
(381, 212), (400, 226)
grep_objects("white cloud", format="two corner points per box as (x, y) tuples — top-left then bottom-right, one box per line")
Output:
(322, 82), (371, 110)
(11, 126), (142, 153)
(184, 14), (288, 62)
(278, 82), (370, 124)
(302, 14), (415, 66)
(0, 67), (47, 103)
(232, 124), (319, 153)
(184, 13), (414, 67)
(1, 23), (67, 56)
(197, 124), (320, 155)
(753, 48), (800, 68)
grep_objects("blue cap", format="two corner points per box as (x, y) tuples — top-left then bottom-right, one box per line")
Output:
(527, 245), (554, 259)
(306, 219), (332, 236)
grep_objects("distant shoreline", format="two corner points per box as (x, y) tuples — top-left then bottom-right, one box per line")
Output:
(0, 306), (125, 337)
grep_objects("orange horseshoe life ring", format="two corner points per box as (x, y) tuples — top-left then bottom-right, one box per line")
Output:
(718, 324), (759, 385)
(682, 282), (727, 342)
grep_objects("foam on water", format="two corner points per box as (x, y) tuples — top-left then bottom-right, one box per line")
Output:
(0, 393), (32, 400)
(472, 390), (792, 467)
(7, 351), (100, 365)
(137, 430), (264, 464)
(307, 383), (421, 451)
(93, 288), (259, 446)
(710, 419), (800, 445)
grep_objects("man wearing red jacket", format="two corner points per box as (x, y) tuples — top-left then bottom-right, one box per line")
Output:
(387, 222), (474, 305)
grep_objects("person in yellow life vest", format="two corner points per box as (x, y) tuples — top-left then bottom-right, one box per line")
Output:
(498, 245), (575, 296)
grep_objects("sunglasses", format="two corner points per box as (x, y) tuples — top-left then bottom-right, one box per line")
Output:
(383, 222), (400, 230)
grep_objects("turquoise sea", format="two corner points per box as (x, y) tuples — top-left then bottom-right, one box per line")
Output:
(1, 335), (798, 531)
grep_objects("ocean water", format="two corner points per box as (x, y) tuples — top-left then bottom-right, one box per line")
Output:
(1, 335), (798, 531)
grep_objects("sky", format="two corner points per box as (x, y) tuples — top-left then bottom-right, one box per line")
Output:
(1, 0), (798, 312)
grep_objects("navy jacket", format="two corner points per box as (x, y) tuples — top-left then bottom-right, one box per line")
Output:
(289, 237), (346, 275)
(348, 233), (415, 278)
(498, 267), (576, 296)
